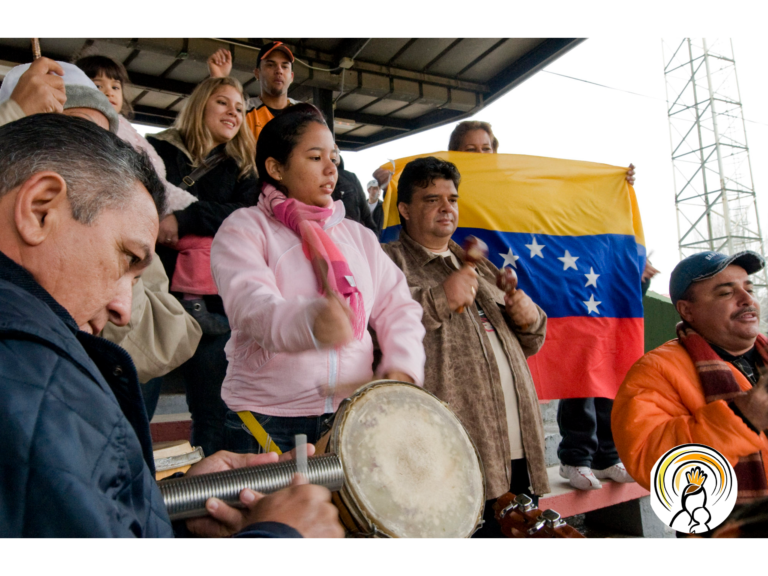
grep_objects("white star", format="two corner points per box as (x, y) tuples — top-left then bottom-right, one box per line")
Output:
(584, 267), (600, 288)
(500, 248), (520, 269)
(558, 250), (579, 271)
(525, 237), (545, 258)
(583, 294), (602, 315)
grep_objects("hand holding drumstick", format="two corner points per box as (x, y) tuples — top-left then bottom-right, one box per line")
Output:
(497, 267), (538, 332)
(310, 250), (354, 348)
(447, 236), (487, 314)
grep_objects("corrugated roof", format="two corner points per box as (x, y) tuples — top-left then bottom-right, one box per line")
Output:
(0, 37), (583, 150)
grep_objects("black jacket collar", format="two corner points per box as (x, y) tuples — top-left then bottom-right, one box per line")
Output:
(0, 249), (155, 473)
(0, 250), (79, 332)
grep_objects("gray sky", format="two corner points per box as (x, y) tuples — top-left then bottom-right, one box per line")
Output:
(343, 37), (768, 299)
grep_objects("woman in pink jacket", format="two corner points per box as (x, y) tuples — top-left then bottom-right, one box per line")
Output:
(211, 104), (425, 453)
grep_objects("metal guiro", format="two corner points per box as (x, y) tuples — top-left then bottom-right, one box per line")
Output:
(160, 453), (344, 520)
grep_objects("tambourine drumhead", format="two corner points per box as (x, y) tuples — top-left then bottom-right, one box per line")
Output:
(332, 381), (485, 538)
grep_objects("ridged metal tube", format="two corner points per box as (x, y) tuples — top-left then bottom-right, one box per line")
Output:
(161, 453), (344, 520)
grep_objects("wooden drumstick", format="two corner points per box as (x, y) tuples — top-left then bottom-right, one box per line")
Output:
(31, 39), (41, 60)
(497, 267), (530, 331)
(457, 236), (488, 314)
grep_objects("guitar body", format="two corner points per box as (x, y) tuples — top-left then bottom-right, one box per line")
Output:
(493, 493), (585, 538)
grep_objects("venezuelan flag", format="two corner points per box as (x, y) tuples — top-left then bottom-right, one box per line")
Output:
(380, 151), (645, 400)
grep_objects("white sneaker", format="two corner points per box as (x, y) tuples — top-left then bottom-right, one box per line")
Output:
(593, 462), (635, 483)
(559, 463), (602, 490)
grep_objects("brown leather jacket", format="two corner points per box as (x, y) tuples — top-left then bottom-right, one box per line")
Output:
(382, 231), (550, 498)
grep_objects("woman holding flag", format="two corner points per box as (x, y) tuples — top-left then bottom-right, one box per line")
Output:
(211, 103), (425, 453)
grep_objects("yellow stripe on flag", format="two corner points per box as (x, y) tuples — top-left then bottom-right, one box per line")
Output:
(381, 151), (644, 243)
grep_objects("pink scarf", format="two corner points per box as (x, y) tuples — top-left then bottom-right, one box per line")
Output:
(260, 183), (365, 340)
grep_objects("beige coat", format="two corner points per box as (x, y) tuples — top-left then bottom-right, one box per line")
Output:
(382, 232), (550, 498)
(100, 254), (201, 383)
(0, 99), (25, 127)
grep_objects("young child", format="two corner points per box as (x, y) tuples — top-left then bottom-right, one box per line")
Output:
(75, 55), (198, 216)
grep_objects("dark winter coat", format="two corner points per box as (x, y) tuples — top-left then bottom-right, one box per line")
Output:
(0, 251), (172, 537)
(0, 251), (300, 538)
(148, 129), (259, 313)
(332, 157), (378, 235)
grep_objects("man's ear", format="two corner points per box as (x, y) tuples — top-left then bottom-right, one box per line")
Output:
(253, 67), (260, 82)
(264, 158), (283, 182)
(397, 202), (410, 223)
(14, 171), (69, 246)
(676, 299), (694, 324)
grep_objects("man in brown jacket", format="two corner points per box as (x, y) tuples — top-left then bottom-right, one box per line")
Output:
(381, 156), (550, 537)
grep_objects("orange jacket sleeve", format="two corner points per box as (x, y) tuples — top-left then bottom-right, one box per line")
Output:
(612, 341), (768, 491)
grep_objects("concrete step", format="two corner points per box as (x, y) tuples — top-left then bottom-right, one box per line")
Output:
(155, 393), (188, 416)
(539, 399), (559, 424)
(543, 423), (562, 467)
(540, 464), (649, 518)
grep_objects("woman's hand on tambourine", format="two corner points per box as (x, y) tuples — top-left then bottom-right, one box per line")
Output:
(313, 292), (354, 347)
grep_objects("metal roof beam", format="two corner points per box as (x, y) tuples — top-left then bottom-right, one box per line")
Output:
(204, 38), (488, 94)
(332, 38), (371, 67)
(423, 39), (463, 72)
(128, 72), (197, 97)
(334, 110), (412, 131)
(486, 38), (585, 104)
(132, 105), (175, 126)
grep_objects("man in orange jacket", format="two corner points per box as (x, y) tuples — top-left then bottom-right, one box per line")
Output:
(613, 250), (768, 501)
(208, 41), (300, 142)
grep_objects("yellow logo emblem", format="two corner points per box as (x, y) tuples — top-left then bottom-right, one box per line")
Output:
(649, 444), (737, 534)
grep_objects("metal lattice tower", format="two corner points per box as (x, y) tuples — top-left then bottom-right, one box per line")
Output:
(663, 39), (768, 293)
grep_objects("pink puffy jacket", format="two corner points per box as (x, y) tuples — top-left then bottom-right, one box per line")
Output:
(211, 196), (426, 417)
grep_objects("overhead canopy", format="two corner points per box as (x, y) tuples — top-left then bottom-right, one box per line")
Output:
(0, 38), (583, 151)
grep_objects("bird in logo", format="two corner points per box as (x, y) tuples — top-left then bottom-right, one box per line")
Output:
(670, 466), (712, 533)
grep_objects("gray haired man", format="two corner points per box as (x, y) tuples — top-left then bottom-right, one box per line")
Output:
(0, 114), (342, 538)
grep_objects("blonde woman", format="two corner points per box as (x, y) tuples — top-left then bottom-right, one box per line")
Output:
(148, 77), (258, 457)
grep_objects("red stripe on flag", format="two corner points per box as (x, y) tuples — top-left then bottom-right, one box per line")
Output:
(528, 317), (644, 400)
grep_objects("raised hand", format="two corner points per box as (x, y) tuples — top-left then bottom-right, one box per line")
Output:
(373, 166), (393, 190)
(11, 58), (66, 116)
(208, 48), (233, 78)
(732, 363), (768, 432)
(626, 163), (636, 186)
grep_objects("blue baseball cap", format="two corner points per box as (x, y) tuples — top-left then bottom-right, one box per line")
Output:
(669, 250), (765, 305)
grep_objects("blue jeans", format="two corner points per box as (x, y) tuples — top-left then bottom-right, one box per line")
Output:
(224, 410), (335, 454)
(182, 331), (230, 458)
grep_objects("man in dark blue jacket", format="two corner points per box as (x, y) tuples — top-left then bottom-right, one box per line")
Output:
(0, 114), (342, 538)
